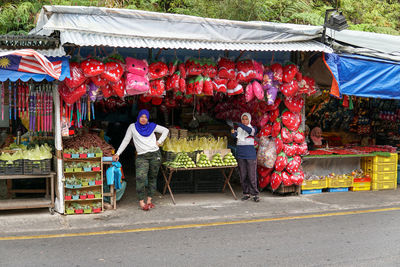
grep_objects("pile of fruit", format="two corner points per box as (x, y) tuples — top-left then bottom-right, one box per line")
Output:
(223, 153), (238, 166)
(196, 153), (212, 167)
(164, 153), (196, 168)
(211, 153), (224, 167)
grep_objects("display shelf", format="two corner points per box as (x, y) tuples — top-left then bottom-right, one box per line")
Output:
(64, 185), (102, 189)
(63, 155), (103, 215)
(65, 198), (103, 202)
(64, 171), (101, 174)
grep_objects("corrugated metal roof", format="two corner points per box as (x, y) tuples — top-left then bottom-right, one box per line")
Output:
(0, 46), (66, 57)
(61, 31), (333, 53)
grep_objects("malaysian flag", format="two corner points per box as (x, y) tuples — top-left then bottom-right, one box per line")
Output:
(0, 49), (62, 80)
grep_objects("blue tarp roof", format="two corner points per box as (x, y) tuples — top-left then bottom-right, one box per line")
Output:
(0, 56), (70, 82)
(324, 53), (400, 99)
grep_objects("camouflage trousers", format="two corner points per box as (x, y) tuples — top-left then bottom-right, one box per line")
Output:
(135, 150), (161, 201)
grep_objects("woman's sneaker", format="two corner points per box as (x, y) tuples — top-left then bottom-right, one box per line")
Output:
(253, 195), (260, 202)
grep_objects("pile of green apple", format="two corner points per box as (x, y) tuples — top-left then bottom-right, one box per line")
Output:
(169, 153), (196, 168)
(196, 153), (212, 167)
(211, 153), (225, 167)
(223, 152), (237, 166)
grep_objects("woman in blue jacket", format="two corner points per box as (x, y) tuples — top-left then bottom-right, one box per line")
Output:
(231, 113), (259, 202)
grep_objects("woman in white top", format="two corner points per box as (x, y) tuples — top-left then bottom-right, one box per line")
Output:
(113, 109), (169, 211)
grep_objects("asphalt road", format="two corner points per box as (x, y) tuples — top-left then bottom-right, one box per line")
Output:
(1, 209), (400, 267)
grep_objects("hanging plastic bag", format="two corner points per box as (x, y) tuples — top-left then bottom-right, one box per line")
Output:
(282, 64), (298, 83)
(281, 171), (293, 186)
(271, 171), (282, 190)
(256, 136), (277, 169)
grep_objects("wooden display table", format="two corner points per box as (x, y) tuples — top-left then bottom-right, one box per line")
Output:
(160, 165), (237, 204)
(0, 173), (55, 212)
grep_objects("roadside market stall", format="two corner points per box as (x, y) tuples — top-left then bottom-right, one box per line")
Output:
(0, 43), (70, 212)
(297, 39), (400, 194)
(31, 5), (335, 210)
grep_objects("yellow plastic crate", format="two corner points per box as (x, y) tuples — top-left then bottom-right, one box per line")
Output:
(350, 181), (371, 191)
(373, 153), (398, 164)
(350, 185), (371, 191)
(371, 163), (397, 173)
(366, 171), (397, 182)
(302, 179), (327, 190)
(327, 177), (353, 188)
(371, 180), (397, 191)
(361, 158), (373, 173)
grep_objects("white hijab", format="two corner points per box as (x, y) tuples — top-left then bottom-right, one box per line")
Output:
(237, 113), (252, 141)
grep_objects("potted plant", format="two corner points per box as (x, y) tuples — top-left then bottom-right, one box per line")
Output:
(63, 148), (73, 159)
(74, 162), (83, 172)
(95, 174), (102, 185)
(92, 162), (101, 172)
(83, 162), (92, 172)
(88, 177), (96, 186)
(72, 190), (80, 200)
(94, 147), (103, 158)
(65, 204), (74, 215)
(92, 202), (102, 213)
(71, 149), (80, 159)
(81, 178), (89, 187)
(79, 190), (87, 200)
(87, 190), (95, 199)
(79, 147), (88, 158)
(94, 190), (102, 199)
(83, 204), (92, 214)
(73, 177), (82, 188)
(65, 190), (72, 200)
(64, 162), (74, 173)
(87, 147), (95, 158)
(65, 178), (74, 189)
(73, 203), (83, 214)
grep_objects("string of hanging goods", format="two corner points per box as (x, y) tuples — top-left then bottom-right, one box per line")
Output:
(0, 81), (54, 134)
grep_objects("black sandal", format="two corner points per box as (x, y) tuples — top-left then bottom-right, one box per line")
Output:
(253, 196), (260, 202)
(241, 195), (250, 201)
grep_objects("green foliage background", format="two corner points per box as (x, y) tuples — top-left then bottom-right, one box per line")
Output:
(0, 0), (399, 35)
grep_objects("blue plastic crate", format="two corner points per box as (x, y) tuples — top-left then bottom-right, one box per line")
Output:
(327, 187), (349, 192)
(301, 189), (322, 194)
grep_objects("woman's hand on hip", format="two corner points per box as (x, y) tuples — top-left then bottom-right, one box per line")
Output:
(156, 141), (161, 147)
